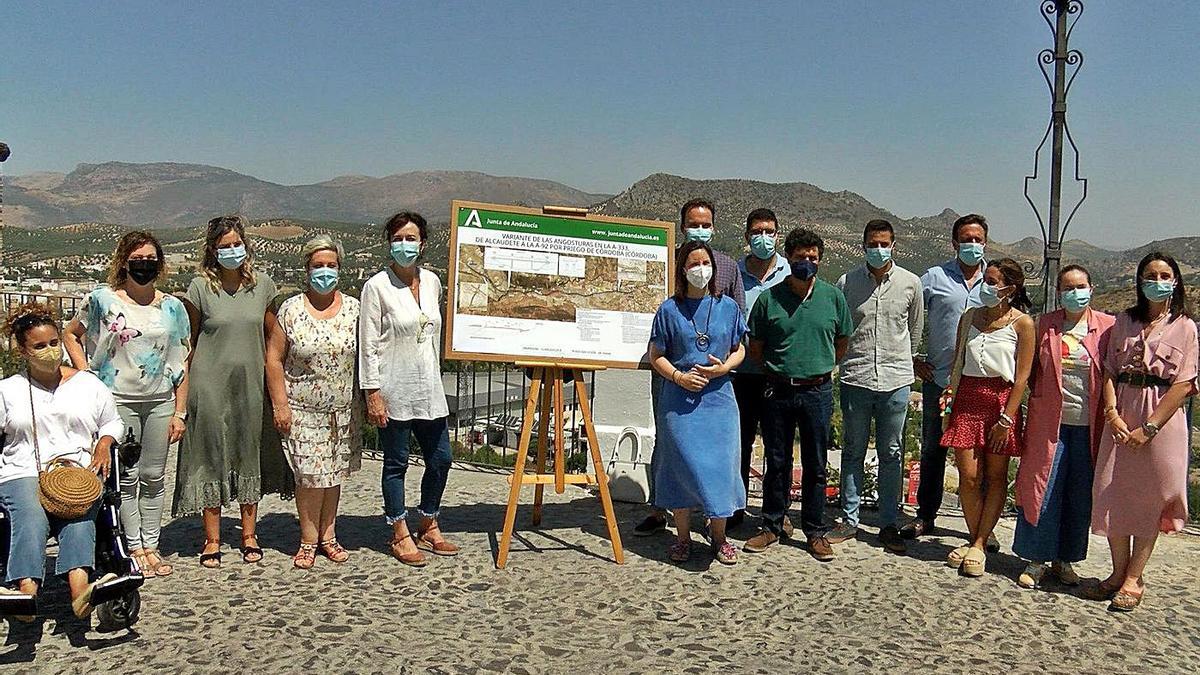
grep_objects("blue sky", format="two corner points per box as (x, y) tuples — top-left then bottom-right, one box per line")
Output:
(1, 1), (1197, 247)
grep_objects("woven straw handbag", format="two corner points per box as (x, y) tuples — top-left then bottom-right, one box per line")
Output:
(28, 376), (103, 520)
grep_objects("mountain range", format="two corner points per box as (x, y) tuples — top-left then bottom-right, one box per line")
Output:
(4, 162), (608, 229)
(4, 161), (1196, 290)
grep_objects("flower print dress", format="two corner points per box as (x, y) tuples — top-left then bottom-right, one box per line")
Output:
(277, 294), (362, 488)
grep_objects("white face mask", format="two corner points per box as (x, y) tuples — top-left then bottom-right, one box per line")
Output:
(685, 264), (713, 290)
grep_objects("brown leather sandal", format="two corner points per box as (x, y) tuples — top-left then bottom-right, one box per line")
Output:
(293, 542), (318, 570)
(1109, 588), (1145, 612)
(417, 520), (460, 557)
(318, 539), (349, 563)
(390, 536), (428, 567)
(1084, 578), (1122, 601)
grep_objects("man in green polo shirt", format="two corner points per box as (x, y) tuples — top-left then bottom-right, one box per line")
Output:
(744, 228), (853, 561)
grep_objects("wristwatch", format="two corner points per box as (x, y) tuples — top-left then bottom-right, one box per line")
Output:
(172, 410), (188, 421)
(1142, 421), (1160, 438)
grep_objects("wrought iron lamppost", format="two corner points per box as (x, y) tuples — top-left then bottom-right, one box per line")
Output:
(1023, 0), (1088, 310)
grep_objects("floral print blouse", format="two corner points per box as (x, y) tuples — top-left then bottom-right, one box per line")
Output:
(76, 286), (191, 403)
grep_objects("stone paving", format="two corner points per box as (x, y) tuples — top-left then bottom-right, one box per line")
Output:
(3, 453), (1199, 674)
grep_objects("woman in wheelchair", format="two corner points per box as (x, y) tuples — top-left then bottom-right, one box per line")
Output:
(0, 303), (124, 620)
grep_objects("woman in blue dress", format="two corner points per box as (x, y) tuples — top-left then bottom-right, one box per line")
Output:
(648, 240), (748, 565)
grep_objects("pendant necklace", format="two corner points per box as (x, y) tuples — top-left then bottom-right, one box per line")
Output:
(688, 296), (714, 351)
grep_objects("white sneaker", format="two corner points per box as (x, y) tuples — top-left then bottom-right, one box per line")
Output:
(1018, 562), (1047, 589)
(1051, 561), (1080, 585)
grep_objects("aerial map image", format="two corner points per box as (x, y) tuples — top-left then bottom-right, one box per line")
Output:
(455, 243), (667, 322)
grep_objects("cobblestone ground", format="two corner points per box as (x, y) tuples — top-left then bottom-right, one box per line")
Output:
(3, 453), (1199, 674)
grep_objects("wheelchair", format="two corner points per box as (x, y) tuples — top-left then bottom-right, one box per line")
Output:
(0, 429), (145, 628)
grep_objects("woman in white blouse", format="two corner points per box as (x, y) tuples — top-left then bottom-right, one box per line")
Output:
(938, 258), (1036, 577)
(359, 211), (458, 567)
(0, 303), (124, 620)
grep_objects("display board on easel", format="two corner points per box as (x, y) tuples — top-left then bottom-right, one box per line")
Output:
(444, 201), (674, 568)
(444, 200), (674, 370)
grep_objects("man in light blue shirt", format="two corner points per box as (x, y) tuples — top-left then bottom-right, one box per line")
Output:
(900, 213), (987, 540)
(729, 208), (790, 529)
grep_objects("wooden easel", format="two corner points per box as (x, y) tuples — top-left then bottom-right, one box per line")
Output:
(496, 362), (625, 568)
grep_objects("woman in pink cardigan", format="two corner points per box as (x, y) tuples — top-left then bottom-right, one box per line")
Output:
(1013, 265), (1114, 589)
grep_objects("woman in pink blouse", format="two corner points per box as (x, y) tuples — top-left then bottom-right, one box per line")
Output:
(1090, 252), (1198, 611)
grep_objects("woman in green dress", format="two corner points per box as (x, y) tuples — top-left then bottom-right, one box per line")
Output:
(173, 215), (289, 567)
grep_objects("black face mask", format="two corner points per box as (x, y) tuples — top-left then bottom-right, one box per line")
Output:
(127, 259), (160, 286)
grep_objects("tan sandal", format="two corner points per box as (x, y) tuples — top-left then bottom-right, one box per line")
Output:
(318, 539), (349, 563)
(417, 518), (461, 557)
(946, 545), (970, 569)
(293, 542), (318, 570)
(960, 547), (986, 577)
(144, 549), (174, 577)
(132, 550), (157, 578)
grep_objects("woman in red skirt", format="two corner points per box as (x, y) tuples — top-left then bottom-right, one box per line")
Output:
(938, 258), (1036, 577)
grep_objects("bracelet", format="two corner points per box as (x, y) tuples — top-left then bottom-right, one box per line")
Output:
(998, 412), (1014, 426)
(997, 417), (1013, 430)
(671, 370), (681, 384)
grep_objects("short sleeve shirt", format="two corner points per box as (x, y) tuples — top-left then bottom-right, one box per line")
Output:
(748, 279), (854, 379)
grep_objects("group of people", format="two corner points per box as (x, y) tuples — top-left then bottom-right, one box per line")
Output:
(639, 200), (1196, 613)
(0, 200), (1194, 621)
(0, 211), (460, 621)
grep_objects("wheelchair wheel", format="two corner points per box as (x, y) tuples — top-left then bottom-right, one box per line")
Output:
(95, 591), (140, 631)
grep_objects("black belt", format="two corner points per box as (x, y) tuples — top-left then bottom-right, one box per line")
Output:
(766, 373), (832, 388)
(1116, 371), (1171, 388)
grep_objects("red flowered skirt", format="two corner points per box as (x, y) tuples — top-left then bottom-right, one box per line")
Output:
(939, 375), (1022, 457)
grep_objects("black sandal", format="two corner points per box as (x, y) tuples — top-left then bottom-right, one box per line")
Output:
(240, 535), (264, 564)
(199, 540), (222, 569)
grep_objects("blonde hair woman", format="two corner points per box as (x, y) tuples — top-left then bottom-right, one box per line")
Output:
(64, 230), (191, 578)
(173, 215), (288, 568)
(266, 235), (362, 569)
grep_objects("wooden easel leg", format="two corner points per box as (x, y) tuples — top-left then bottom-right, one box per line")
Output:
(497, 368), (544, 569)
(573, 369), (625, 564)
(532, 376), (552, 527)
(553, 375), (566, 494)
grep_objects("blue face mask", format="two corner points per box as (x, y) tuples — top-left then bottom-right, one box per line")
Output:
(216, 244), (247, 270)
(1060, 287), (1091, 312)
(979, 282), (1008, 308)
(684, 227), (713, 243)
(1141, 279), (1176, 302)
(309, 267), (339, 293)
(790, 259), (818, 281)
(957, 242), (985, 267)
(749, 233), (776, 260)
(865, 246), (893, 269)
(390, 241), (421, 267)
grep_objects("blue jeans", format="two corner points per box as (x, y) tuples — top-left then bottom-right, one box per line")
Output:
(761, 379), (834, 538)
(732, 373), (770, 504)
(0, 477), (99, 583)
(1013, 424), (1092, 563)
(916, 380), (948, 524)
(379, 417), (452, 524)
(840, 384), (910, 529)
